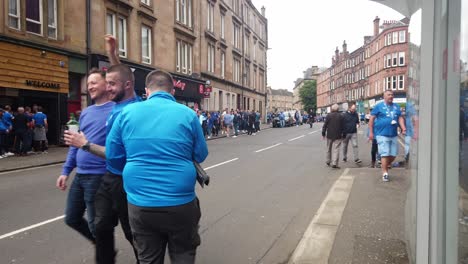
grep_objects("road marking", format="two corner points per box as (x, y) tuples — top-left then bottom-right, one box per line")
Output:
(308, 130), (321, 135)
(0, 163), (62, 175)
(288, 168), (354, 264)
(204, 158), (239, 170)
(288, 135), (305, 142)
(0, 215), (65, 240)
(255, 143), (283, 153)
(0, 159), (239, 241)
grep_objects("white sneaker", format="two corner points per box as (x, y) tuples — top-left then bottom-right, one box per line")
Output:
(0, 155), (4, 159)
(382, 173), (389, 182)
(5, 152), (14, 157)
(207, 136), (211, 139)
(232, 136), (237, 138)
(252, 133), (256, 136)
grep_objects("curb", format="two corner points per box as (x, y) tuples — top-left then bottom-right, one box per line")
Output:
(0, 161), (65, 174)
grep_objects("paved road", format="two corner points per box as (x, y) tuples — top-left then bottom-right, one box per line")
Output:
(0, 123), (360, 264)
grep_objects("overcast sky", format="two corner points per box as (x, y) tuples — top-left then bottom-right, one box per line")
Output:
(252, 0), (405, 91)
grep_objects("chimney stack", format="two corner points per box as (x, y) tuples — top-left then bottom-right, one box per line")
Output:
(261, 6), (266, 16)
(335, 46), (339, 62)
(373, 16), (380, 37)
(342, 40), (347, 54)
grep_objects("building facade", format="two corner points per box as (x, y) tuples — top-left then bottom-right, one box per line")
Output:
(0, 0), (268, 143)
(317, 17), (409, 114)
(200, 0), (268, 116)
(292, 66), (323, 111)
(1, 0), (88, 144)
(267, 87), (293, 112)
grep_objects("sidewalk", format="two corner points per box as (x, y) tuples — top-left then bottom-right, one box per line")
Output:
(289, 127), (410, 264)
(328, 167), (409, 264)
(0, 124), (274, 173)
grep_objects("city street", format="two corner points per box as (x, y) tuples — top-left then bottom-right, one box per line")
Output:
(0, 123), (373, 264)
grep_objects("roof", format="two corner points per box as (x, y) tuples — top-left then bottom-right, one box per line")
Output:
(271, 89), (293, 96)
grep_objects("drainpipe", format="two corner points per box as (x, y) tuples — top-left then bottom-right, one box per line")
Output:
(85, 0), (91, 107)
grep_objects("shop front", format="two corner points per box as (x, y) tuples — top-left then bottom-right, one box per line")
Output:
(0, 41), (70, 144)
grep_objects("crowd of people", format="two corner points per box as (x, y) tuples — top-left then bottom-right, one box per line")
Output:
(322, 89), (411, 182)
(197, 108), (262, 138)
(0, 104), (49, 158)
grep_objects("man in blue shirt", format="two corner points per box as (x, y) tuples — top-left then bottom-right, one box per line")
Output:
(369, 90), (406, 182)
(107, 70), (208, 264)
(57, 68), (114, 244)
(64, 36), (140, 264)
(32, 106), (48, 153)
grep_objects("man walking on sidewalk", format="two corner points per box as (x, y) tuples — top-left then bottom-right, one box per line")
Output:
(56, 68), (114, 244)
(369, 90), (406, 182)
(342, 104), (362, 164)
(322, 104), (344, 169)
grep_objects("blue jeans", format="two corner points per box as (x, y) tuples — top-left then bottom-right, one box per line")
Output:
(234, 123), (239, 136)
(65, 173), (103, 242)
(280, 120), (285, 127)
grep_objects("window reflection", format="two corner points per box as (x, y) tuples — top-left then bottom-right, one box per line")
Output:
(460, 0), (468, 261)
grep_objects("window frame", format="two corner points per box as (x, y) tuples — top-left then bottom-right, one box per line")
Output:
(176, 0), (192, 28)
(117, 16), (127, 58)
(221, 51), (226, 78)
(220, 12), (225, 39)
(106, 13), (116, 36)
(26, 0), (43, 36)
(399, 52), (405, 66)
(8, 0), (21, 30)
(398, 75), (404, 90)
(207, 42), (215, 73)
(392, 76), (397, 90)
(176, 40), (193, 75)
(47, 0), (57, 39)
(392, 53), (398, 67)
(392, 31), (398, 44)
(141, 25), (152, 64)
(207, 1), (214, 32)
(141, 0), (151, 6)
(399, 30), (406, 43)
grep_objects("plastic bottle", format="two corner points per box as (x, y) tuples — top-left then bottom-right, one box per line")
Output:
(66, 113), (79, 133)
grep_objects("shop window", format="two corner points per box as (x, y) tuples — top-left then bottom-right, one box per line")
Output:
(26, 0), (43, 35)
(8, 0), (21, 30)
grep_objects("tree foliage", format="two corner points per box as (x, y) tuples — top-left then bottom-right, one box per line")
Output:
(299, 80), (317, 113)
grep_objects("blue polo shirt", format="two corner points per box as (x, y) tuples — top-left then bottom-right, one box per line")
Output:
(105, 96), (140, 175)
(33, 112), (47, 126)
(3, 112), (13, 127)
(371, 102), (401, 137)
(107, 91), (208, 207)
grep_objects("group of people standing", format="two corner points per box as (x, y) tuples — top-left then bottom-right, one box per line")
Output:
(199, 109), (261, 138)
(57, 35), (208, 264)
(0, 104), (49, 157)
(322, 90), (407, 182)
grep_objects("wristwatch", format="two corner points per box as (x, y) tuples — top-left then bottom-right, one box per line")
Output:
(81, 141), (91, 152)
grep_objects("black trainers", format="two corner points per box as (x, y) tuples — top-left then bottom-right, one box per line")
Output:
(326, 162), (331, 167)
(342, 158), (347, 162)
(354, 159), (362, 164)
(331, 165), (340, 169)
